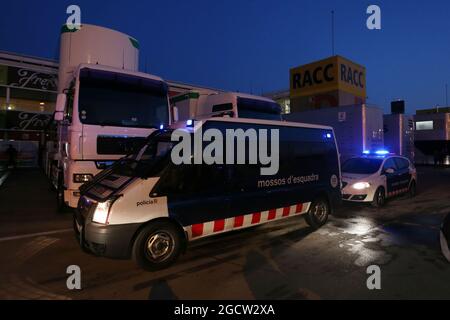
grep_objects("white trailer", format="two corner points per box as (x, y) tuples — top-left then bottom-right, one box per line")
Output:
(170, 91), (283, 122)
(51, 24), (171, 209)
(284, 104), (384, 161)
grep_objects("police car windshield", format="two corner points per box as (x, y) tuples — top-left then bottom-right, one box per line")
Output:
(342, 157), (383, 174)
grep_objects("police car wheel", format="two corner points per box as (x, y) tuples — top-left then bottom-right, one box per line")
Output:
(132, 222), (182, 271)
(305, 197), (329, 230)
(408, 180), (417, 198)
(371, 187), (385, 208)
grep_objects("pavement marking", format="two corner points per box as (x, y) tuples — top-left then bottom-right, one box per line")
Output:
(0, 170), (10, 187)
(16, 236), (60, 262)
(0, 228), (73, 243)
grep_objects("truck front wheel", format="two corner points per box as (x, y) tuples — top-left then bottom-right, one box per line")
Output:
(132, 221), (183, 271)
(56, 173), (68, 213)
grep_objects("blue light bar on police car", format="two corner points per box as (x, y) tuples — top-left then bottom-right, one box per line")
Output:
(186, 119), (194, 127)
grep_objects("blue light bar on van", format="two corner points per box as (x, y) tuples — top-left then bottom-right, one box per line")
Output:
(363, 149), (390, 155)
(159, 124), (164, 130)
(186, 119), (194, 127)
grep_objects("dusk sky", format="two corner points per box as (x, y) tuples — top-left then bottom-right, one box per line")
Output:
(1, 0), (449, 113)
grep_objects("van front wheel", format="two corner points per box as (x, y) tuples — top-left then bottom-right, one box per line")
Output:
(305, 197), (330, 230)
(132, 221), (183, 271)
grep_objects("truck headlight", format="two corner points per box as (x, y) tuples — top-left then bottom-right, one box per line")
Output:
(92, 200), (113, 224)
(73, 173), (94, 183)
(352, 182), (371, 190)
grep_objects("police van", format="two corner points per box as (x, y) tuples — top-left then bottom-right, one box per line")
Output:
(74, 118), (341, 270)
(341, 151), (417, 207)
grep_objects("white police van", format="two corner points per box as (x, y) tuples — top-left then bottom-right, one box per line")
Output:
(74, 118), (341, 270)
(341, 151), (417, 207)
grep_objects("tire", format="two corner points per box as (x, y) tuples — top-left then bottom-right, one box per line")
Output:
(371, 187), (386, 208)
(56, 173), (68, 213)
(408, 180), (417, 198)
(132, 221), (183, 271)
(305, 197), (330, 230)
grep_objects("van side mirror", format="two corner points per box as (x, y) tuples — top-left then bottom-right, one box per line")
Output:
(54, 93), (66, 121)
(384, 168), (395, 174)
(172, 106), (179, 123)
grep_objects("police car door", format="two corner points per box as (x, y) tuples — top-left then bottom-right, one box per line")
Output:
(382, 157), (400, 195)
(394, 157), (412, 191)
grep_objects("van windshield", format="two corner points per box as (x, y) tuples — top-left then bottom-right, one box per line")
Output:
(112, 133), (175, 177)
(342, 158), (383, 174)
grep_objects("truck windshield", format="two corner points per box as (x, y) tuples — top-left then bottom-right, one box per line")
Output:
(78, 69), (169, 128)
(342, 158), (383, 174)
(237, 97), (282, 121)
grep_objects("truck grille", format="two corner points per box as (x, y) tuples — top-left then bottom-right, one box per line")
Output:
(97, 135), (146, 155)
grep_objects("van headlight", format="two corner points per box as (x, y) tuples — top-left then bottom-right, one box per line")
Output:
(92, 200), (114, 224)
(352, 182), (371, 190)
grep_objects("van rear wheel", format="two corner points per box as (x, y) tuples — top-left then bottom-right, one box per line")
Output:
(132, 221), (182, 271)
(305, 197), (329, 230)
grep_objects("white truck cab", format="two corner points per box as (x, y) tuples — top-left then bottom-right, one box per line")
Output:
(51, 24), (171, 209)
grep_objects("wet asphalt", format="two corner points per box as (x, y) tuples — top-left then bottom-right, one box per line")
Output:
(0, 167), (449, 299)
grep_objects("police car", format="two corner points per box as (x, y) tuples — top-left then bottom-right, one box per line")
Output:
(341, 151), (417, 207)
(74, 117), (342, 270)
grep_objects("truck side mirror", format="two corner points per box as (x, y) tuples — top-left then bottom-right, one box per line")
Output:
(172, 106), (179, 123)
(54, 93), (66, 121)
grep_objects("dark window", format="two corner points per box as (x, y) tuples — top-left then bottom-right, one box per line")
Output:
(342, 158), (383, 174)
(237, 97), (282, 121)
(78, 68), (169, 128)
(394, 157), (409, 170)
(382, 158), (398, 172)
(65, 81), (75, 121)
(212, 103), (233, 112)
(157, 164), (227, 196)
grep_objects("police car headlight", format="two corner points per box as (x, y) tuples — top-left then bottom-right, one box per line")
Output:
(92, 200), (113, 224)
(352, 182), (371, 190)
(73, 173), (94, 183)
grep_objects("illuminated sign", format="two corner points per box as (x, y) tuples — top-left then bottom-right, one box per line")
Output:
(290, 56), (366, 99)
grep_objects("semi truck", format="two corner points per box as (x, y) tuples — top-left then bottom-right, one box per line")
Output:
(284, 104), (384, 161)
(50, 24), (172, 209)
(170, 90), (282, 122)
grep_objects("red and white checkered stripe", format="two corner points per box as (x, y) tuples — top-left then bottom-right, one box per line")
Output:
(387, 187), (408, 198)
(185, 202), (311, 240)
